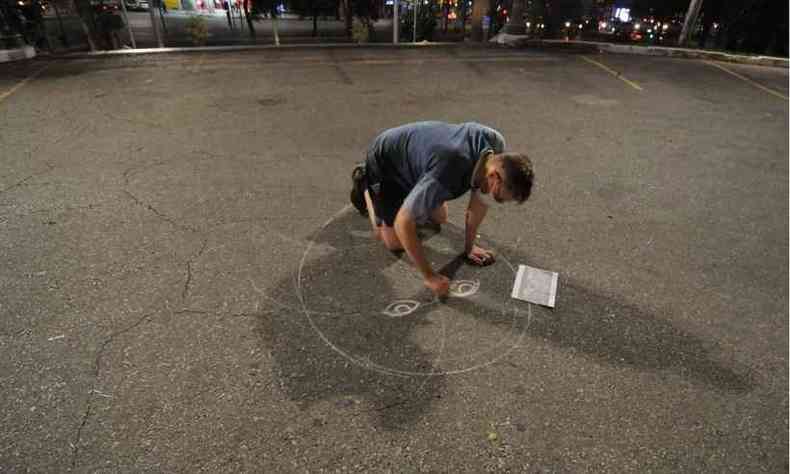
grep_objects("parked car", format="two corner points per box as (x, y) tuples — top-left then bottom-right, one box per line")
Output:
(124, 0), (150, 10)
(91, 0), (119, 13)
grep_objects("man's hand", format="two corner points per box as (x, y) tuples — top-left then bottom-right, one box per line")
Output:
(424, 273), (450, 298)
(466, 245), (495, 266)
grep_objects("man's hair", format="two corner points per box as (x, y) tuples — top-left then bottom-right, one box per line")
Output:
(498, 152), (534, 204)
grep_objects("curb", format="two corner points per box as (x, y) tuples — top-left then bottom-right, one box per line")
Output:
(528, 39), (789, 68)
(0, 45), (36, 63)
(37, 36), (790, 69)
(55, 41), (461, 58)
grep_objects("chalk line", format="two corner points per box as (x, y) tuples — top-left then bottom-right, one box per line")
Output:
(295, 204), (533, 378)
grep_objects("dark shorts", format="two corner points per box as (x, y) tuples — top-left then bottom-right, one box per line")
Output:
(365, 160), (409, 227)
(366, 179), (409, 227)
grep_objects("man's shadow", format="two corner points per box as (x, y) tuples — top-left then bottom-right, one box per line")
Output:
(254, 209), (453, 430)
(429, 225), (756, 394)
(254, 209), (755, 431)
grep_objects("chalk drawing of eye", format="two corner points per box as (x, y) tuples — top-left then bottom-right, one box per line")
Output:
(382, 300), (421, 318)
(449, 279), (480, 298)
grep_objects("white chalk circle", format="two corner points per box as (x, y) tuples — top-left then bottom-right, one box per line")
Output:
(295, 205), (532, 378)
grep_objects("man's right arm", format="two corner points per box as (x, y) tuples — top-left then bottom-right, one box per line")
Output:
(394, 208), (450, 297)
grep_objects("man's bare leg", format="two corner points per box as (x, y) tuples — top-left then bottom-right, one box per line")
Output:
(364, 190), (403, 251)
(363, 189), (379, 238)
(379, 225), (404, 251)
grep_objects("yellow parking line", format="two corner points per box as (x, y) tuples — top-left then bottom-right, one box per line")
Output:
(0, 64), (49, 104)
(581, 56), (643, 91)
(704, 60), (787, 100)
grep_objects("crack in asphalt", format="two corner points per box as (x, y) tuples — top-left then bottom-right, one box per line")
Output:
(174, 308), (211, 316)
(122, 189), (199, 233)
(64, 151), (318, 468)
(182, 261), (193, 301)
(182, 239), (208, 302)
(122, 185), (211, 313)
(121, 165), (211, 309)
(374, 399), (410, 412)
(70, 312), (155, 470)
(0, 163), (55, 197)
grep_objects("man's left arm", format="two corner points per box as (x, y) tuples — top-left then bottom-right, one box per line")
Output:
(465, 191), (495, 265)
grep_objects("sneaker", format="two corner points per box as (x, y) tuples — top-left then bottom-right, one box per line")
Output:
(350, 163), (368, 216)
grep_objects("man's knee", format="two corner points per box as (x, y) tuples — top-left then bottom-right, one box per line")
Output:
(380, 227), (404, 251)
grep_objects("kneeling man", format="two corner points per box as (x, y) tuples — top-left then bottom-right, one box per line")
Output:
(350, 121), (534, 297)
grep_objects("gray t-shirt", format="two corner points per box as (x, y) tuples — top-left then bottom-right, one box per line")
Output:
(366, 121), (506, 223)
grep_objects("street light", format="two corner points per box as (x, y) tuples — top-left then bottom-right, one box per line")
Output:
(393, 0), (399, 43)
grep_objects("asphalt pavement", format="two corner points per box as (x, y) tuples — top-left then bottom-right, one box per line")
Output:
(1, 46), (788, 472)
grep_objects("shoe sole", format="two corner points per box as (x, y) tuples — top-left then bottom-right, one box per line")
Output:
(350, 164), (368, 216)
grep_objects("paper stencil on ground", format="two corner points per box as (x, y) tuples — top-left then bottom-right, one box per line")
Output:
(511, 264), (558, 308)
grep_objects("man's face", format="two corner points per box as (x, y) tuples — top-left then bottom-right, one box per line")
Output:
(486, 168), (515, 204)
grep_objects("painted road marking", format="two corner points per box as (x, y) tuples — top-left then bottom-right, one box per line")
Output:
(0, 64), (49, 104)
(704, 60), (788, 100)
(581, 56), (643, 91)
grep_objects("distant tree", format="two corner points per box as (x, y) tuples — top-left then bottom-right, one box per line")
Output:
(716, 0), (787, 56)
(698, 0), (723, 48)
(0, 0), (23, 39)
(288, 0), (338, 36)
(252, 0), (281, 42)
(71, 0), (101, 50)
(470, 0), (485, 40)
(440, 0), (448, 32)
(400, 0), (437, 41)
(639, 0), (788, 56)
(1, 0), (51, 48)
(340, 0), (351, 35)
(352, 0), (378, 40)
(252, 0), (279, 17)
(543, 0), (582, 36)
(288, 0), (307, 18)
(457, 0), (469, 34)
(488, 0), (504, 35)
(286, 0), (375, 38)
(243, 0), (256, 37)
(185, 15), (208, 44)
(630, 0), (687, 19)
(525, 0), (545, 27)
